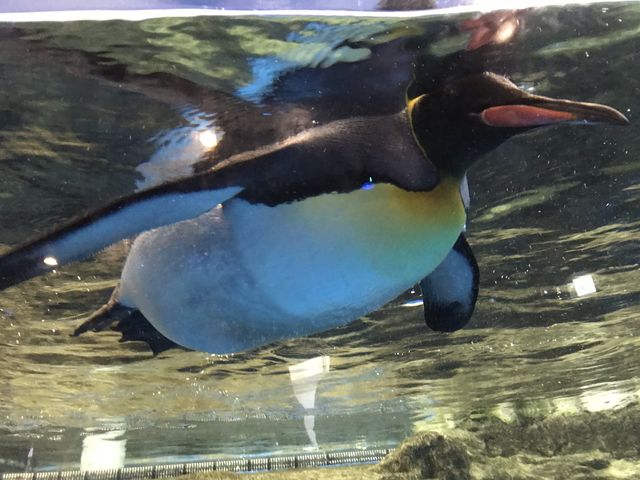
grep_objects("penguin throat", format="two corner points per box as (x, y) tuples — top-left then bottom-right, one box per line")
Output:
(407, 96), (474, 181)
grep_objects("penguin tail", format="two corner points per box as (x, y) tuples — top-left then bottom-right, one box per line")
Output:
(73, 289), (183, 356)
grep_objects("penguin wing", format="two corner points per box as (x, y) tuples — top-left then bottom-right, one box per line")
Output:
(0, 182), (244, 290)
(226, 112), (440, 205)
(0, 113), (439, 290)
(420, 234), (479, 332)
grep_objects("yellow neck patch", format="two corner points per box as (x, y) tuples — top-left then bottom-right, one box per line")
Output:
(407, 94), (428, 158)
(290, 177), (466, 278)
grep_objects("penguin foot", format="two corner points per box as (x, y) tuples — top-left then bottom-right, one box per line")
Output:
(72, 290), (131, 336)
(73, 290), (183, 355)
(111, 310), (184, 356)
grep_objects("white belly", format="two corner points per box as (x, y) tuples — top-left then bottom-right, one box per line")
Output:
(118, 181), (465, 353)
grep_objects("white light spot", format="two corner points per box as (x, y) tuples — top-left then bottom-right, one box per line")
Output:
(43, 256), (58, 266)
(81, 430), (126, 471)
(581, 388), (634, 412)
(401, 299), (424, 308)
(495, 19), (517, 44)
(572, 274), (596, 297)
(198, 129), (219, 149)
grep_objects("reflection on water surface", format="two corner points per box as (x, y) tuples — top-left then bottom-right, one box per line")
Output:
(0, 2), (638, 474)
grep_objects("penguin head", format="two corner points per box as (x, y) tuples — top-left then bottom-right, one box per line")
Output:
(410, 72), (629, 178)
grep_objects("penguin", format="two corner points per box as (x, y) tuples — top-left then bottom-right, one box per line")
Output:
(0, 72), (628, 353)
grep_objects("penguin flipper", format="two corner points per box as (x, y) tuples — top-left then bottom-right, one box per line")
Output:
(420, 233), (479, 332)
(74, 290), (182, 356)
(0, 182), (243, 290)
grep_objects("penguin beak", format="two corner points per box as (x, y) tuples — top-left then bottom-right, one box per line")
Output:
(479, 96), (630, 128)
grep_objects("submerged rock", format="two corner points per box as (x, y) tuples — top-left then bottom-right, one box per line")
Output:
(379, 432), (473, 480)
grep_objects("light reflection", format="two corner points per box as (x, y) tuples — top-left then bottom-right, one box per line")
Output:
(198, 129), (219, 149)
(580, 388), (635, 413)
(492, 401), (517, 423)
(43, 256), (58, 266)
(458, 9), (522, 51)
(572, 274), (597, 297)
(288, 355), (330, 449)
(135, 110), (224, 190)
(552, 396), (581, 415)
(401, 298), (424, 308)
(80, 430), (126, 471)
(25, 446), (34, 473)
(303, 415), (317, 447)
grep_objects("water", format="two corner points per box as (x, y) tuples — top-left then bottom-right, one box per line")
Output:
(0, 2), (639, 473)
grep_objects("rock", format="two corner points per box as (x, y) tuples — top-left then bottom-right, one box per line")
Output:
(379, 432), (472, 480)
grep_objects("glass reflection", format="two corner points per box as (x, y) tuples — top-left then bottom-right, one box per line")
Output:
(80, 430), (127, 471)
(572, 274), (597, 297)
(289, 356), (331, 449)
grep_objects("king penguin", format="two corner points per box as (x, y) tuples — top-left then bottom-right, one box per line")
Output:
(0, 72), (628, 353)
